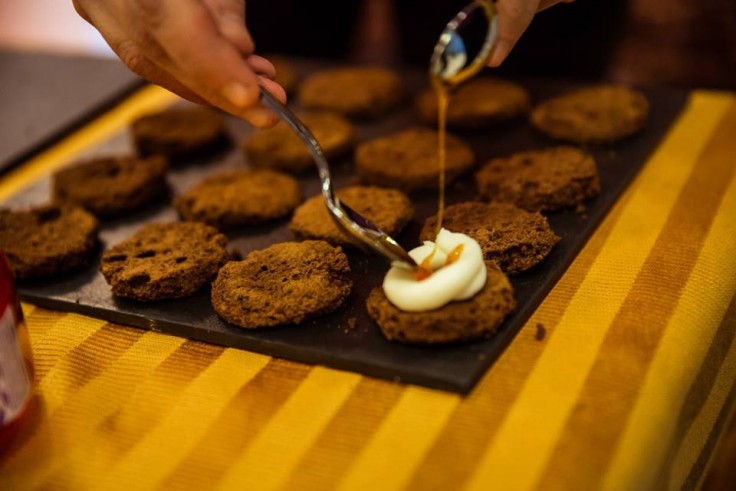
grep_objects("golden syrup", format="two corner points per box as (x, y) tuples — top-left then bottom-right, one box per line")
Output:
(445, 244), (464, 266)
(433, 79), (451, 238)
(430, 0), (495, 239)
(413, 247), (439, 281)
(414, 63), (455, 280)
(416, 0), (496, 278)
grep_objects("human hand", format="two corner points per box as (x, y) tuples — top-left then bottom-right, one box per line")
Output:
(489, 0), (575, 67)
(73, 0), (285, 128)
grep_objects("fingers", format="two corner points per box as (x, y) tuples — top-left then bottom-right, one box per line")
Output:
(74, 0), (287, 127)
(245, 77), (287, 127)
(139, 0), (277, 126)
(202, 0), (254, 55)
(488, 0), (574, 67)
(259, 77), (287, 105)
(538, 0), (575, 11)
(488, 0), (541, 67)
(247, 55), (276, 79)
(72, 0), (91, 23)
(73, 2), (207, 104)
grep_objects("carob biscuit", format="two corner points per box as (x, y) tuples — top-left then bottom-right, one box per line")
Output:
(366, 262), (516, 344)
(530, 85), (649, 144)
(53, 155), (168, 217)
(131, 107), (228, 160)
(100, 222), (228, 301)
(175, 169), (301, 229)
(0, 204), (98, 279)
(243, 112), (354, 173)
(355, 128), (475, 191)
(475, 146), (600, 211)
(289, 186), (414, 247)
(416, 78), (531, 129)
(299, 67), (404, 118)
(420, 202), (560, 274)
(211, 240), (352, 328)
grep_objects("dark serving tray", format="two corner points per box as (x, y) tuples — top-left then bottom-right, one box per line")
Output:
(0, 50), (144, 174)
(6, 62), (688, 393)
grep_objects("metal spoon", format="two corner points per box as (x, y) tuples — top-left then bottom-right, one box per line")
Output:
(258, 1), (498, 269)
(430, 0), (498, 85)
(259, 89), (417, 268)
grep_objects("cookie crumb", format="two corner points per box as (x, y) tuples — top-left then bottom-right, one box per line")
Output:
(347, 317), (357, 330)
(535, 323), (547, 341)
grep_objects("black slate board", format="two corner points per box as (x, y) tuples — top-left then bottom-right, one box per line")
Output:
(0, 50), (144, 173)
(6, 62), (688, 394)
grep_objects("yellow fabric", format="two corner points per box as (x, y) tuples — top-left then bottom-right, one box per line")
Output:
(1, 87), (735, 491)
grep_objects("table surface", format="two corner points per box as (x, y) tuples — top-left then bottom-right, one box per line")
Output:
(0, 49), (141, 172)
(1, 67), (735, 490)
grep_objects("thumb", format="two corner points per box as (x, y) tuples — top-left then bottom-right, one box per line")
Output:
(203, 0), (255, 55)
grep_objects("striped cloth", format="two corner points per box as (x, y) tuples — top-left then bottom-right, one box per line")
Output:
(0, 86), (735, 490)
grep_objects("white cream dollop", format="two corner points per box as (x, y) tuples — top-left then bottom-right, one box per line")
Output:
(383, 228), (486, 312)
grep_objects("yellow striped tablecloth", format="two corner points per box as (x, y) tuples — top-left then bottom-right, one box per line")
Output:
(1, 86), (735, 491)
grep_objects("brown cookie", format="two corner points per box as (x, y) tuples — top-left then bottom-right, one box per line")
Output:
(175, 169), (301, 230)
(289, 186), (414, 246)
(366, 262), (515, 344)
(131, 107), (228, 160)
(53, 155), (168, 218)
(211, 240), (352, 328)
(420, 202), (560, 274)
(243, 112), (355, 173)
(100, 222), (228, 301)
(0, 204), (98, 279)
(270, 56), (299, 94)
(299, 67), (404, 118)
(416, 78), (531, 129)
(530, 85), (649, 144)
(355, 128), (475, 191)
(475, 146), (600, 211)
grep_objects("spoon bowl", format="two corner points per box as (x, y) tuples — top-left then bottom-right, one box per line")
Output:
(430, 0), (498, 86)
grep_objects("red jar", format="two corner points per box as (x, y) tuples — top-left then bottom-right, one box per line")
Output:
(0, 251), (33, 446)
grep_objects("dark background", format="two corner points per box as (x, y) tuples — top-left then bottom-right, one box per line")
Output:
(247, 0), (736, 89)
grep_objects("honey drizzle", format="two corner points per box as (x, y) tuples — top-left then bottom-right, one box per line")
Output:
(412, 243), (464, 281)
(412, 76), (453, 282)
(413, 247), (438, 281)
(445, 244), (464, 265)
(433, 80), (450, 239)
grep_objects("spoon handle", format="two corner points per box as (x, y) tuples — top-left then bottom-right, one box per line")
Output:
(258, 87), (417, 268)
(258, 88), (334, 202)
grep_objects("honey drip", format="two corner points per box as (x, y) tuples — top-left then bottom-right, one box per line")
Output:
(414, 247), (438, 281)
(445, 244), (464, 265)
(412, 76), (453, 281)
(433, 79), (450, 239)
(412, 243), (464, 281)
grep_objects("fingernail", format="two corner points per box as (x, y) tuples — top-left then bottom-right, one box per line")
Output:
(221, 83), (253, 108)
